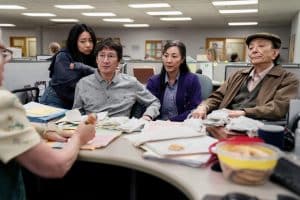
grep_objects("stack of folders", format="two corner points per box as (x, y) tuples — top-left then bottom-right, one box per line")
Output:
(124, 121), (217, 167)
(24, 102), (67, 123)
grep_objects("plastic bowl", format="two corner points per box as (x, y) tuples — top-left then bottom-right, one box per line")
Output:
(216, 142), (280, 185)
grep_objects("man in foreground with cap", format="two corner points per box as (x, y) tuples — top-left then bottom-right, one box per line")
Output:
(192, 32), (299, 120)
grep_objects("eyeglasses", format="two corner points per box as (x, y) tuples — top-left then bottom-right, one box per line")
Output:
(0, 48), (13, 63)
(98, 54), (117, 60)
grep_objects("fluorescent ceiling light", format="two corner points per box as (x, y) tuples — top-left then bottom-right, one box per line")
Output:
(50, 19), (79, 22)
(123, 24), (149, 27)
(228, 22), (258, 26)
(146, 11), (182, 16)
(212, 0), (258, 6)
(0, 5), (26, 9)
(22, 13), (56, 17)
(0, 23), (16, 27)
(103, 18), (134, 22)
(128, 3), (170, 8)
(54, 5), (94, 9)
(82, 12), (116, 17)
(160, 17), (192, 21)
(219, 9), (258, 14)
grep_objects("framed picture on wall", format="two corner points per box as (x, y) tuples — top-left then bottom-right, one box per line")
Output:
(206, 38), (226, 61)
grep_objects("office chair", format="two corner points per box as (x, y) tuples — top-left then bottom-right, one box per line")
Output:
(196, 74), (213, 100)
(12, 86), (40, 104)
(130, 102), (145, 118)
(133, 67), (155, 84)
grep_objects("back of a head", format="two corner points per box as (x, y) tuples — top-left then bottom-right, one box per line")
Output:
(207, 48), (218, 62)
(49, 42), (61, 55)
(230, 53), (239, 62)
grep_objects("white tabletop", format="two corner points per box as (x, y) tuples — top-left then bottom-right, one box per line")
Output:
(78, 137), (299, 200)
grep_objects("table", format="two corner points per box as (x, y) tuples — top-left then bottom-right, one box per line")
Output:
(78, 137), (299, 200)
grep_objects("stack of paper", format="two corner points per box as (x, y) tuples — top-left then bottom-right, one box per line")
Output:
(141, 136), (217, 167)
(124, 121), (205, 146)
(124, 120), (216, 167)
(142, 136), (217, 156)
(24, 102), (66, 123)
(143, 147), (211, 168)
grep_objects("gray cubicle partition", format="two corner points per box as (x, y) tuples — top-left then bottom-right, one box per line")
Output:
(3, 60), (51, 91)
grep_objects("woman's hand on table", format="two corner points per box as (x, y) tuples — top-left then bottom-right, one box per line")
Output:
(43, 130), (73, 142)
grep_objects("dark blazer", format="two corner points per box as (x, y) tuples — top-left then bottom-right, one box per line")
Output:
(147, 72), (202, 121)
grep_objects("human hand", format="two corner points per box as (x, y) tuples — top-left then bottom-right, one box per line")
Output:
(43, 130), (73, 142)
(226, 109), (245, 118)
(76, 113), (96, 145)
(142, 115), (152, 121)
(69, 63), (75, 70)
(191, 105), (207, 119)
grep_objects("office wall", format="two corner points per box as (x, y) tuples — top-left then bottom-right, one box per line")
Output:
(1, 26), (291, 61)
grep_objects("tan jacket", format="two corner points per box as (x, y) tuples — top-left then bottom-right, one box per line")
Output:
(204, 65), (299, 120)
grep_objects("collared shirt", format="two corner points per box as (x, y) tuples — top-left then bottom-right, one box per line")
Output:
(160, 73), (179, 120)
(247, 64), (274, 92)
(73, 70), (160, 118)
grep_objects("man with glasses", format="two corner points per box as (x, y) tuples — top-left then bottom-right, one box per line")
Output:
(0, 42), (96, 199)
(73, 38), (160, 120)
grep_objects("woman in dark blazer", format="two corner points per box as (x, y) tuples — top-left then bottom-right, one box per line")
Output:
(146, 40), (202, 121)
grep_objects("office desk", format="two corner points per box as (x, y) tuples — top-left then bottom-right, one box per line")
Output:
(78, 137), (298, 200)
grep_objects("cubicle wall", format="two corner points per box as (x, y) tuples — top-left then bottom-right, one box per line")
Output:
(224, 63), (300, 97)
(125, 61), (233, 84)
(4, 61), (51, 91)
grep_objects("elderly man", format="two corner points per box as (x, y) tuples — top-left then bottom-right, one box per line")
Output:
(73, 38), (160, 120)
(192, 32), (299, 120)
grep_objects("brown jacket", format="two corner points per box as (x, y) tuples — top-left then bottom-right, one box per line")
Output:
(204, 65), (299, 120)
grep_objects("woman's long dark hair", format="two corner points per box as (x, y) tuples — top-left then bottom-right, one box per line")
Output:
(159, 40), (190, 93)
(66, 23), (97, 67)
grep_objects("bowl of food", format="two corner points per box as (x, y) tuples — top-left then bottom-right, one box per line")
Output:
(216, 141), (280, 185)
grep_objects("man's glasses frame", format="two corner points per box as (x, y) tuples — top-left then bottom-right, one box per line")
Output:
(0, 48), (13, 63)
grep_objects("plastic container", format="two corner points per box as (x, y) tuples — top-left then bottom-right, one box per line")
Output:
(216, 142), (280, 185)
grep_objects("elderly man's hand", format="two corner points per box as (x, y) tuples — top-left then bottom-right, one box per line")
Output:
(226, 109), (246, 118)
(142, 115), (152, 121)
(191, 105), (207, 119)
